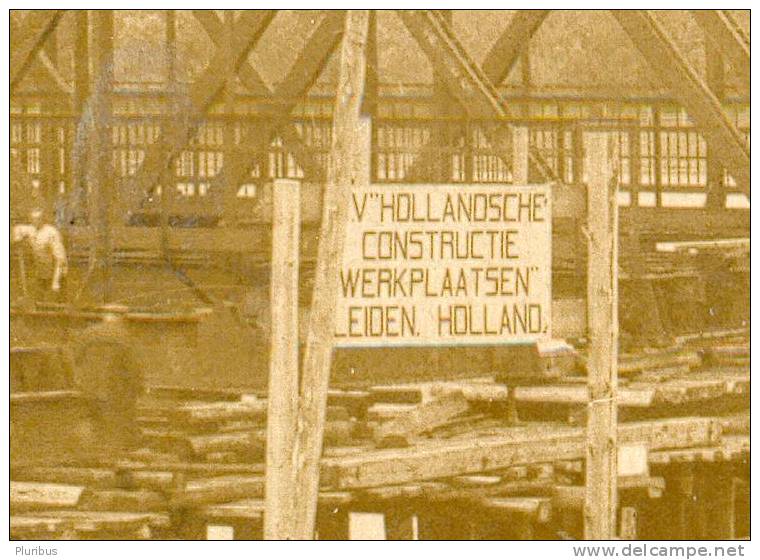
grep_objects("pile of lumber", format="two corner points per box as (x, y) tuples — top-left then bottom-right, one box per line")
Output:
(10, 332), (749, 540)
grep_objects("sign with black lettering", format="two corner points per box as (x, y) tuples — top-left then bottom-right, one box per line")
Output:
(334, 184), (552, 346)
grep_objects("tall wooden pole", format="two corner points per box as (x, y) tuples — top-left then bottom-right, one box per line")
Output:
(160, 9), (176, 258)
(291, 11), (370, 540)
(264, 178), (301, 540)
(583, 131), (619, 539)
(89, 10), (115, 303)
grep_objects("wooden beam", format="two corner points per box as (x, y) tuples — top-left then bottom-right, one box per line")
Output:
(291, 11), (371, 540)
(481, 10), (550, 87)
(160, 9), (177, 257)
(396, 10), (556, 181)
(10, 10), (64, 91)
(611, 11), (750, 195)
(320, 417), (721, 489)
(691, 10), (750, 82)
(583, 131), (619, 540)
(192, 11), (321, 180)
(8, 10), (73, 97)
(704, 34), (727, 209)
(264, 179), (301, 540)
(88, 10), (115, 303)
(36, 51), (72, 94)
(212, 12), (346, 192)
(373, 393), (469, 446)
(130, 10), (276, 200)
(73, 11), (89, 114)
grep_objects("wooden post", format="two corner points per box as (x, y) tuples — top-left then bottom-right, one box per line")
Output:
(291, 11), (370, 540)
(160, 9), (177, 258)
(70, 10), (89, 234)
(583, 130), (619, 540)
(504, 125), (530, 423)
(264, 178), (301, 540)
(512, 126), (530, 184)
(88, 10), (115, 303)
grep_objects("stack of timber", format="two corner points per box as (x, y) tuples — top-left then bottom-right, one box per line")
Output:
(10, 332), (749, 539)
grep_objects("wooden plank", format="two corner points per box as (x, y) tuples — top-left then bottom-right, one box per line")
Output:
(291, 11), (371, 540)
(171, 475), (264, 508)
(202, 498), (265, 520)
(655, 237), (749, 254)
(142, 429), (265, 459)
(10, 516), (75, 539)
(320, 417), (720, 489)
(10, 466), (118, 488)
(374, 392), (469, 447)
(113, 460), (265, 476)
(22, 510), (167, 534)
(79, 489), (166, 512)
(265, 178), (301, 539)
(171, 400), (267, 425)
(10, 481), (84, 511)
(612, 11), (750, 194)
(10, 10), (64, 90)
(584, 131), (619, 540)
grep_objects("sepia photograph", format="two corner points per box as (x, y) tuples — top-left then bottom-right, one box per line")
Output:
(5, 5), (751, 544)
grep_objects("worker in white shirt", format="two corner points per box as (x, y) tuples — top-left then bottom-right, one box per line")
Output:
(12, 208), (68, 301)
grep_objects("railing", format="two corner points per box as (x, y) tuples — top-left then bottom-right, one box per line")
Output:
(10, 105), (750, 231)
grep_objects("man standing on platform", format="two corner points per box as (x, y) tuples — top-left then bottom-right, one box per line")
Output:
(12, 207), (68, 302)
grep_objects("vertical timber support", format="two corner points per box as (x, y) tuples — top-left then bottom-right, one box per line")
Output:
(504, 125), (530, 423)
(512, 126), (530, 184)
(71, 10), (89, 230)
(160, 9), (177, 257)
(583, 131), (619, 540)
(265, 178), (301, 540)
(291, 10), (371, 540)
(89, 10), (115, 303)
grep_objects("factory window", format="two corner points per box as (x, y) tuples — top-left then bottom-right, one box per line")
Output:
(657, 107), (707, 188)
(471, 125), (511, 183)
(617, 131), (631, 186)
(176, 151), (194, 177)
(10, 120), (42, 178)
(26, 148), (40, 174)
(639, 130), (656, 186)
(112, 122), (156, 178)
(374, 122), (431, 182)
(268, 137), (305, 179)
(374, 120), (519, 184)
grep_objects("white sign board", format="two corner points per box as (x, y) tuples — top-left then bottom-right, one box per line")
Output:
(334, 184), (552, 346)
